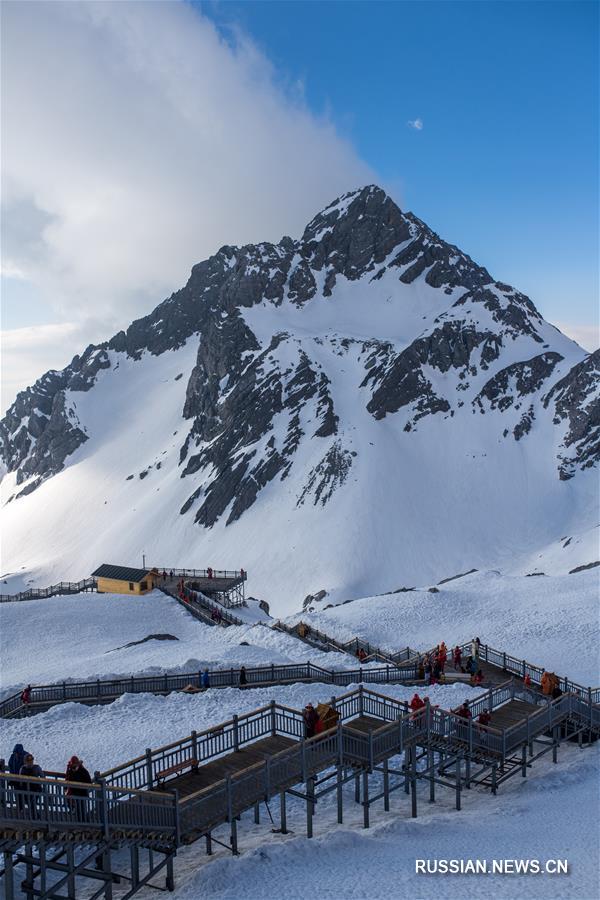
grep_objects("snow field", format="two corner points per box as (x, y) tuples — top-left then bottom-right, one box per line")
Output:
(0, 590), (366, 697)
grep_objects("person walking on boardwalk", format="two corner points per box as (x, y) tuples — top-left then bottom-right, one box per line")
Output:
(21, 685), (32, 713)
(477, 709), (491, 727)
(239, 666), (247, 687)
(471, 638), (480, 662)
(454, 701), (472, 719)
(8, 743), (28, 777)
(438, 642), (448, 672)
(453, 645), (462, 671)
(409, 693), (425, 717)
(541, 670), (553, 695)
(65, 756), (92, 819)
(201, 669), (210, 689)
(465, 655), (478, 677)
(471, 668), (484, 686)
(423, 653), (432, 681)
(303, 703), (319, 738)
(19, 753), (43, 819)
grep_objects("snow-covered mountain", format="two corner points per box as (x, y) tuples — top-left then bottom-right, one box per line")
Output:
(1, 186), (598, 612)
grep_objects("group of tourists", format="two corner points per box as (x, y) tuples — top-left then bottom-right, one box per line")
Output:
(419, 638), (484, 686)
(6, 744), (92, 819)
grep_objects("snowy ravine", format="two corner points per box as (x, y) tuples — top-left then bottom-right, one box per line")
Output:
(1, 185), (598, 615)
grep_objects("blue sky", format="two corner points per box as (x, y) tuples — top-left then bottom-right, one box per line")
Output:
(201, 0), (598, 341)
(1, 0), (598, 411)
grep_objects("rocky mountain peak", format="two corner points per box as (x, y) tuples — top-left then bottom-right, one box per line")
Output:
(1, 186), (597, 522)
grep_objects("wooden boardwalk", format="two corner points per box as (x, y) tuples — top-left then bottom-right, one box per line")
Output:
(2, 638), (598, 900)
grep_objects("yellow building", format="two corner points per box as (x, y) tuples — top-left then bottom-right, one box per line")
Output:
(92, 564), (159, 595)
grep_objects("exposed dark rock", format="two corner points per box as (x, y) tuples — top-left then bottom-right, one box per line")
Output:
(513, 405), (535, 441)
(568, 561), (600, 574)
(364, 321), (499, 423)
(297, 441), (353, 507)
(437, 568), (478, 585)
(106, 633), (179, 652)
(474, 353), (563, 414)
(543, 350), (600, 479)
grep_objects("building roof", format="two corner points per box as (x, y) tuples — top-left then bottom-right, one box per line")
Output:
(91, 564), (155, 583)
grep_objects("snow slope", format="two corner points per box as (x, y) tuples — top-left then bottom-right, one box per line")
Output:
(288, 569), (600, 686)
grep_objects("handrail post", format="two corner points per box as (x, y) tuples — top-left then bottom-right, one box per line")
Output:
(100, 778), (109, 839)
(233, 715), (239, 752)
(191, 730), (198, 760)
(145, 748), (153, 789)
(173, 789), (181, 846)
(358, 685), (364, 716)
(270, 700), (277, 736)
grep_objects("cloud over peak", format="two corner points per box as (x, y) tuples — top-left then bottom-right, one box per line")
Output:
(2, 0), (373, 336)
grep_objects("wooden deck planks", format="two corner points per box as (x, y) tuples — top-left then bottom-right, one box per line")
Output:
(486, 699), (541, 729)
(158, 735), (297, 800)
(344, 715), (385, 735)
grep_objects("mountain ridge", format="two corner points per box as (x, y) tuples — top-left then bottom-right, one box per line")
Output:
(1, 185), (598, 611)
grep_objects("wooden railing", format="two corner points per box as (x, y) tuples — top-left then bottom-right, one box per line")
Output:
(163, 584), (245, 626)
(458, 641), (600, 704)
(2, 683), (598, 846)
(0, 578), (97, 603)
(0, 772), (178, 840)
(273, 620), (419, 667)
(155, 568), (246, 582)
(0, 660), (420, 719)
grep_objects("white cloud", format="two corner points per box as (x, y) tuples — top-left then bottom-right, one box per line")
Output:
(407, 118), (423, 131)
(554, 322), (600, 353)
(1, 0), (373, 344)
